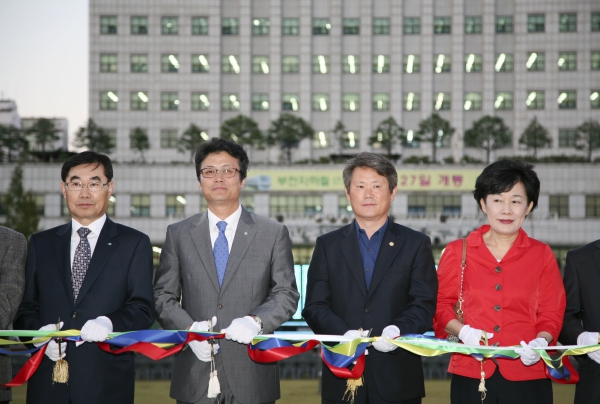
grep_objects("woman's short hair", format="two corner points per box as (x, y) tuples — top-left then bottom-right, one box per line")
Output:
(343, 152), (398, 192)
(473, 159), (540, 212)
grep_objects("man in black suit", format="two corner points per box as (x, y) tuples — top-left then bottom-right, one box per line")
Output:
(559, 240), (600, 403)
(14, 151), (155, 404)
(302, 152), (438, 404)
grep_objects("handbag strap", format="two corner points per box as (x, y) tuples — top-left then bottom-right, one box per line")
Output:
(456, 238), (467, 316)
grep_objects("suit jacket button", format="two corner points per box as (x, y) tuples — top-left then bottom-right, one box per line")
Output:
(495, 284), (502, 291)
(72, 312), (77, 318)
(364, 308), (370, 313)
(495, 266), (502, 273)
(217, 304), (223, 309)
(494, 325), (501, 332)
(494, 305), (501, 311)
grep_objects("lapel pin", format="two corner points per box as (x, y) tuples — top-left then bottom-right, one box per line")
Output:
(389, 242), (394, 246)
(108, 243), (112, 245)
(244, 231), (248, 235)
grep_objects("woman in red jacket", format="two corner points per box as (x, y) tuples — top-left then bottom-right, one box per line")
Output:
(434, 159), (566, 404)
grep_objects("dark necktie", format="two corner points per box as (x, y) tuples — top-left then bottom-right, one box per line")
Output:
(72, 227), (92, 302)
(213, 221), (229, 287)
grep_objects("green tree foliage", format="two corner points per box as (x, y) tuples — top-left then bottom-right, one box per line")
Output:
(575, 119), (600, 162)
(416, 113), (455, 163)
(2, 164), (39, 239)
(220, 115), (264, 149)
(73, 119), (115, 154)
(26, 118), (60, 156)
(518, 117), (552, 159)
(464, 115), (512, 163)
(267, 113), (315, 164)
(178, 123), (208, 161)
(332, 120), (346, 155)
(0, 124), (28, 162)
(129, 127), (150, 163)
(369, 116), (405, 156)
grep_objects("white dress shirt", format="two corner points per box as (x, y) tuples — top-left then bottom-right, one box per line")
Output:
(70, 214), (107, 267)
(207, 205), (242, 252)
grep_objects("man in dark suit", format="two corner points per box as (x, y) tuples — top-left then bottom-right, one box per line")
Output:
(559, 240), (600, 403)
(14, 151), (155, 404)
(0, 226), (26, 404)
(303, 152), (438, 404)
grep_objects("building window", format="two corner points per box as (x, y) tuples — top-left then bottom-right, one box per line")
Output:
(312, 94), (329, 111)
(526, 52), (545, 71)
(252, 94), (269, 111)
(592, 91), (600, 109)
(312, 55), (329, 74)
(131, 195), (150, 217)
(434, 92), (450, 110)
(558, 91), (576, 109)
(343, 55), (360, 74)
(558, 52), (577, 71)
(593, 13), (600, 31)
(434, 17), (451, 34)
(192, 54), (210, 73)
(161, 54), (180, 73)
(222, 94), (240, 111)
(270, 195), (323, 215)
(313, 18), (330, 35)
(222, 55), (240, 74)
(496, 16), (513, 33)
(549, 195), (569, 217)
(131, 54), (148, 73)
(161, 17), (178, 35)
(343, 18), (359, 35)
(343, 132), (359, 149)
(464, 92), (482, 110)
(130, 16), (147, 35)
(494, 92), (513, 110)
(434, 54), (451, 73)
(283, 18), (299, 35)
(404, 130), (420, 148)
(372, 55), (389, 73)
(222, 18), (239, 35)
(166, 195), (186, 216)
(338, 195), (353, 215)
(404, 17), (421, 34)
(100, 54), (117, 72)
(342, 94), (360, 112)
(105, 129), (117, 149)
(100, 16), (117, 34)
(160, 129), (178, 148)
(252, 56), (270, 74)
(495, 53), (513, 72)
(528, 14), (545, 32)
(404, 92), (420, 111)
(282, 94), (299, 111)
(161, 92), (179, 110)
(526, 91), (545, 110)
(404, 54), (420, 73)
(465, 16), (482, 34)
(131, 91), (148, 110)
(373, 18), (390, 34)
(592, 52), (600, 70)
(192, 17), (209, 35)
(313, 131), (329, 149)
(408, 195), (461, 216)
(100, 91), (118, 110)
(373, 93), (390, 111)
(559, 13), (577, 32)
(252, 18), (270, 35)
(558, 129), (577, 147)
(465, 54), (482, 72)
(282, 56), (299, 73)
(192, 92), (210, 111)
(585, 195), (600, 218)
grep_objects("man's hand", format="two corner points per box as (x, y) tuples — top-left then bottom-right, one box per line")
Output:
(189, 316), (218, 362)
(343, 329), (370, 338)
(578, 332), (600, 364)
(80, 316), (113, 342)
(372, 325), (400, 353)
(36, 322), (66, 361)
(515, 337), (547, 366)
(223, 316), (261, 344)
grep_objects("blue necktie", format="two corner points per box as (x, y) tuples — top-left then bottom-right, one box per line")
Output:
(213, 221), (229, 287)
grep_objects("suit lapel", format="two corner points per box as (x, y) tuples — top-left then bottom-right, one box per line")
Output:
(339, 223), (368, 298)
(191, 212), (220, 292)
(55, 223), (74, 305)
(220, 208), (256, 294)
(592, 241), (600, 278)
(367, 222), (403, 296)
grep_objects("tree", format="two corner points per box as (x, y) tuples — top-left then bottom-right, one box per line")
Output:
(73, 119), (115, 154)
(267, 113), (315, 164)
(2, 164), (39, 239)
(178, 123), (208, 161)
(575, 119), (600, 162)
(26, 118), (60, 157)
(220, 115), (264, 150)
(519, 117), (552, 159)
(129, 127), (150, 163)
(369, 116), (405, 157)
(332, 120), (346, 155)
(464, 115), (512, 163)
(416, 113), (455, 163)
(0, 124), (28, 162)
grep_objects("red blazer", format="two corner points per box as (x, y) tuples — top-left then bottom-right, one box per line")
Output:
(434, 225), (566, 381)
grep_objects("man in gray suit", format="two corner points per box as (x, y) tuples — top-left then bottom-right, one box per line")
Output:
(0, 226), (26, 404)
(154, 137), (299, 404)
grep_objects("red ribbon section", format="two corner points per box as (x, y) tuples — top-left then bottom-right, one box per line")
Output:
(326, 352), (365, 379)
(248, 339), (320, 363)
(0, 344), (47, 387)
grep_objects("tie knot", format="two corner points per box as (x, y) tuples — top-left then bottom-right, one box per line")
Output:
(216, 221), (227, 232)
(77, 227), (91, 239)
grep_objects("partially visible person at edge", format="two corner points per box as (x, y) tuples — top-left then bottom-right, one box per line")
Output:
(303, 152), (438, 404)
(433, 159), (566, 404)
(14, 151), (155, 404)
(559, 238), (600, 403)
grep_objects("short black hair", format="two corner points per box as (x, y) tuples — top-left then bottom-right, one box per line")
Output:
(194, 137), (249, 181)
(61, 151), (113, 182)
(473, 159), (540, 212)
(343, 152), (398, 193)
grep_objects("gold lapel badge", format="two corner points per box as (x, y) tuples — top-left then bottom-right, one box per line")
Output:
(389, 242), (394, 246)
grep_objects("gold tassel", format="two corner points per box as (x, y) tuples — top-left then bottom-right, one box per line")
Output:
(343, 376), (363, 404)
(52, 337), (68, 384)
(478, 360), (486, 402)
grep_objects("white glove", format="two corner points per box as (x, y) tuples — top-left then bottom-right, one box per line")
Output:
(80, 316), (113, 342)
(36, 322), (66, 361)
(223, 316), (261, 344)
(372, 325), (400, 353)
(189, 316), (218, 362)
(343, 329), (370, 338)
(458, 324), (494, 346)
(577, 332), (600, 364)
(515, 337), (547, 366)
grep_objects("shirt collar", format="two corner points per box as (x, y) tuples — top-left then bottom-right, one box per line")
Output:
(354, 218), (389, 240)
(207, 205), (242, 230)
(71, 214), (107, 237)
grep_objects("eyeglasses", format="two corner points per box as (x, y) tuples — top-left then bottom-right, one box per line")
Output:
(64, 181), (109, 192)
(200, 168), (240, 178)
